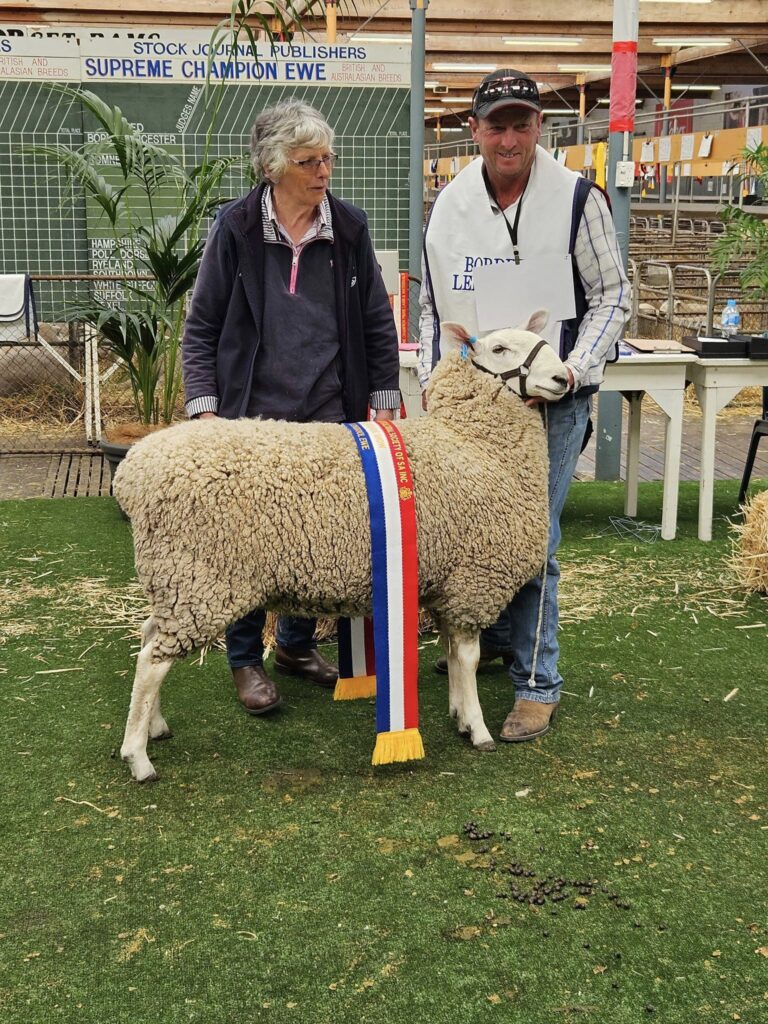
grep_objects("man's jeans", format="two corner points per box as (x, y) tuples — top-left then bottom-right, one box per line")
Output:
(481, 393), (591, 704)
(226, 610), (316, 669)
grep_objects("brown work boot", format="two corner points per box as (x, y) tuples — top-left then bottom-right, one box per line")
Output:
(434, 646), (514, 675)
(274, 646), (338, 688)
(499, 699), (559, 742)
(232, 665), (282, 715)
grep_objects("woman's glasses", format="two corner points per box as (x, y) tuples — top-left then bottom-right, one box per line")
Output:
(288, 153), (338, 173)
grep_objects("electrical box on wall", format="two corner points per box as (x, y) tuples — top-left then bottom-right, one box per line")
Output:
(615, 161), (635, 188)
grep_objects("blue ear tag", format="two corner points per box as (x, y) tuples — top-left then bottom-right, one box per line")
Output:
(460, 342), (469, 360)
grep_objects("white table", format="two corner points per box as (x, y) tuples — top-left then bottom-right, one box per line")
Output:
(601, 353), (694, 541)
(686, 358), (768, 541)
(400, 348), (694, 540)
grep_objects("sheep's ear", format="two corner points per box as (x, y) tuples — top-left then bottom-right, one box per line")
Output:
(440, 321), (475, 354)
(520, 309), (549, 335)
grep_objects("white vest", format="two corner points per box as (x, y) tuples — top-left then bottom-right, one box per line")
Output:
(424, 146), (580, 350)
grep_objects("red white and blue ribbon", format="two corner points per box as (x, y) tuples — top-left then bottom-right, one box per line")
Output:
(342, 420), (423, 765)
(335, 615), (376, 699)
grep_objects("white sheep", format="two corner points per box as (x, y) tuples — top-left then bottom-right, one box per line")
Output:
(115, 313), (569, 781)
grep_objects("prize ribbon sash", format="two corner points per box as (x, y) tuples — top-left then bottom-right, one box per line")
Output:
(335, 615), (376, 700)
(342, 420), (424, 765)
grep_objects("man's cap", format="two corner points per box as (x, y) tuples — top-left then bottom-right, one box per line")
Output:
(472, 69), (542, 119)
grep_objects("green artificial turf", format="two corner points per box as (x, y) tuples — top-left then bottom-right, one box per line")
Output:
(1, 483), (766, 1023)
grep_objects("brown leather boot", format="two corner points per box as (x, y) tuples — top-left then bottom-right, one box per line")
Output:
(500, 699), (559, 742)
(274, 646), (338, 688)
(232, 665), (281, 715)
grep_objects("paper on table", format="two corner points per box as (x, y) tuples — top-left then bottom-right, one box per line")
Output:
(680, 134), (695, 161)
(658, 137), (671, 162)
(640, 140), (655, 162)
(698, 134), (713, 158)
(473, 254), (576, 333)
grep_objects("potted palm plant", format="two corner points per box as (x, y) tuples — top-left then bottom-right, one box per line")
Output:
(30, 86), (244, 475)
(28, 0), (337, 473)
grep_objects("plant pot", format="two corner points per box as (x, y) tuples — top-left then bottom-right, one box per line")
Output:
(100, 424), (168, 518)
(99, 422), (169, 483)
(99, 438), (131, 483)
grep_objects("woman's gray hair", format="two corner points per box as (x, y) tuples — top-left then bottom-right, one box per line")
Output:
(249, 99), (335, 182)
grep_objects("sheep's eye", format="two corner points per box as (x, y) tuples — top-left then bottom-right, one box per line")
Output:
(492, 346), (506, 355)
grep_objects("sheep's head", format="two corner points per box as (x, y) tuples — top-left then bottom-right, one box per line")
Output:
(441, 312), (570, 401)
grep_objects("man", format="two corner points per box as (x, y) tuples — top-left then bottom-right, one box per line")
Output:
(419, 70), (630, 742)
(183, 99), (400, 716)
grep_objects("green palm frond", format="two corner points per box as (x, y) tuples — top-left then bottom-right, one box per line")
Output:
(713, 144), (768, 296)
(23, 143), (127, 225)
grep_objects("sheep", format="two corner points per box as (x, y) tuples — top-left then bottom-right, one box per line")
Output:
(115, 312), (569, 781)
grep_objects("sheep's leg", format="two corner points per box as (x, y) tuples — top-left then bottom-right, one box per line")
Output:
(148, 694), (172, 741)
(442, 630), (464, 723)
(139, 618), (172, 741)
(445, 631), (496, 752)
(121, 635), (174, 782)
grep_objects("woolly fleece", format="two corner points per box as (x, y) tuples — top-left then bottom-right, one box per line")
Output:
(113, 352), (549, 661)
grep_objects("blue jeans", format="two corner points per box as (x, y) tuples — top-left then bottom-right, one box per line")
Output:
(226, 610), (316, 669)
(481, 394), (591, 704)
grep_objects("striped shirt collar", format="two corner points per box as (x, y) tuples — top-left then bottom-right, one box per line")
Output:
(262, 185), (334, 246)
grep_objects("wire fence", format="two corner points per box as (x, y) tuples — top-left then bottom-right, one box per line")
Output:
(0, 275), (162, 453)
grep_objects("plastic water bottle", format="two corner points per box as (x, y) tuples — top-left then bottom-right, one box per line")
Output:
(720, 299), (741, 337)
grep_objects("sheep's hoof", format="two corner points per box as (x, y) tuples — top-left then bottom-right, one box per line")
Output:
(122, 751), (158, 783)
(475, 739), (497, 752)
(150, 728), (173, 741)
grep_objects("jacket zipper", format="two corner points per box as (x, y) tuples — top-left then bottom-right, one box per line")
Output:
(289, 251), (300, 294)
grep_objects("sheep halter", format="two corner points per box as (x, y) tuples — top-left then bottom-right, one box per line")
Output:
(341, 420), (424, 765)
(473, 338), (549, 401)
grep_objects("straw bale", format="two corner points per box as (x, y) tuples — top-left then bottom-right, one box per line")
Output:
(730, 489), (768, 594)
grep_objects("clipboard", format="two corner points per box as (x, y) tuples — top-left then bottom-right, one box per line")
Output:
(624, 337), (694, 354)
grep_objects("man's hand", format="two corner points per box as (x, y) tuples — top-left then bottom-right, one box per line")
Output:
(421, 392), (428, 412)
(197, 412), (218, 420)
(373, 408), (396, 421)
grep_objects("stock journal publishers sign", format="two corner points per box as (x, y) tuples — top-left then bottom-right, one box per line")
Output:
(0, 31), (409, 87)
(0, 28), (411, 306)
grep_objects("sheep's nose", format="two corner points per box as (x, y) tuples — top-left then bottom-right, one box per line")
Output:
(553, 374), (568, 388)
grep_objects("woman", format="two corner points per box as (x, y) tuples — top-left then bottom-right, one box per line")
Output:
(182, 98), (400, 715)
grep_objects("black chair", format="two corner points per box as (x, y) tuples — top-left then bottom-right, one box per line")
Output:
(737, 387), (768, 505)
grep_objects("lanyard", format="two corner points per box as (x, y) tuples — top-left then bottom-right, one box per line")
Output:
(482, 166), (525, 265)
